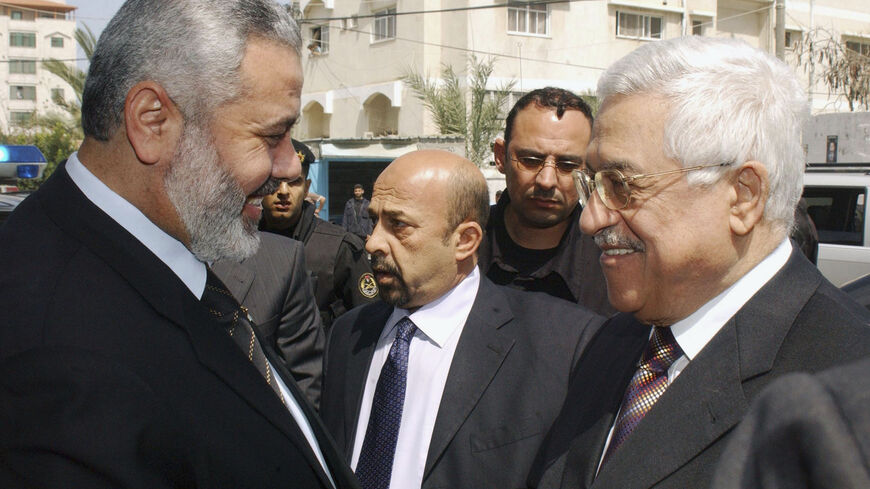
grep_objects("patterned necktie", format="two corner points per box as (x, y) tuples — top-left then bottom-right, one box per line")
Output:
(602, 326), (682, 464)
(355, 316), (417, 489)
(202, 268), (285, 404)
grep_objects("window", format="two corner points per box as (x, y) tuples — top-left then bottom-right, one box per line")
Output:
(784, 30), (802, 49)
(51, 36), (64, 48)
(692, 20), (703, 36)
(10, 10), (21, 20)
(10, 111), (34, 125)
(10, 85), (36, 101)
(616, 11), (662, 41)
(309, 25), (328, 55)
(10, 32), (36, 48)
(9, 59), (36, 75)
(804, 187), (866, 246)
(51, 88), (64, 104)
(846, 40), (870, 57)
(372, 7), (396, 42)
(508, 3), (549, 36)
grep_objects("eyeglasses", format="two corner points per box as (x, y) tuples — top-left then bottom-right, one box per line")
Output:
(511, 155), (582, 176)
(574, 162), (730, 210)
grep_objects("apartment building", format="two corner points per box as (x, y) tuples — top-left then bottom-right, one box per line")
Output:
(293, 0), (870, 217)
(0, 0), (76, 132)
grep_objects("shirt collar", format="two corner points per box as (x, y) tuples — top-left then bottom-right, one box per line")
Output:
(383, 266), (481, 347)
(670, 239), (792, 360)
(65, 152), (207, 299)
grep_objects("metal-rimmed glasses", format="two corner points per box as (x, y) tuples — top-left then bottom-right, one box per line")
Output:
(573, 162), (730, 210)
(511, 155), (582, 176)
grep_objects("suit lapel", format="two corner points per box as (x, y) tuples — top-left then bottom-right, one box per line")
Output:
(591, 320), (748, 488)
(592, 250), (820, 489)
(344, 302), (393, 459)
(210, 258), (255, 304)
(423, 279), (515, 480)
(556, 314), (650, 488)
(42, 167), (344, 488)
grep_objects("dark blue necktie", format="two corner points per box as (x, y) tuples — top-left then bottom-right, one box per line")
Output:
(355, 316), (417, 489)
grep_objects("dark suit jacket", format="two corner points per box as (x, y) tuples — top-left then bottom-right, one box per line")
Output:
(711, 357), (870, 489)
(213, 233), (326, 407)
(530, 249), (870, 489)
(0, 165), (358, 489)
(321, 277), (604, 489)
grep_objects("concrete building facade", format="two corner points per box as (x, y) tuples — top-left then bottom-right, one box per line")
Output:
(293, 0), (870, 217)
(0, 0), (76, 132)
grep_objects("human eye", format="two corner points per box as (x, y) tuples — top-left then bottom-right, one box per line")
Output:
(517, 155), (544, 169)
(555, 160), (582, 173)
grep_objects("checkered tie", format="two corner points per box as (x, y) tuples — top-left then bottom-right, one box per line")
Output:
(355, 317), (417, 489)
(202, 268), (285, 404)
(602, 326), (682, 464)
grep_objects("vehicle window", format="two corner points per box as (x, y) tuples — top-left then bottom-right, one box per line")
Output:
(803, 187), (866, 246)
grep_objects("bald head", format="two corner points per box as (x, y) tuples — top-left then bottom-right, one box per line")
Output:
(382, 150), (489, 236)
(367, 150), (488, 309)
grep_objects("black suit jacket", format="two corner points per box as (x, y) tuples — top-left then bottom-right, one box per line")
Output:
(711, 357), (870, 489)
(321, 277), (604, 489)
(213, 233), (326, 407)
(0, 165), (358, 489)
(530, 249), (870, 489)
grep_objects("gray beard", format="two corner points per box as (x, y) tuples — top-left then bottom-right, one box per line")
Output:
(164, 122), (260, 263)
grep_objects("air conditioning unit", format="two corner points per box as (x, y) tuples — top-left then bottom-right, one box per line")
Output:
(343, 16), (358, 30)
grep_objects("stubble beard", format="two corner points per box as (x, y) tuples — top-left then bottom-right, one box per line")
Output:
(370, 254), (411, 307)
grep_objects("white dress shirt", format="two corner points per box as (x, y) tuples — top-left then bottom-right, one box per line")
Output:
(66, 153), (336, 488)
(598, 239), (793, 470)
(350, 267), (481, 489)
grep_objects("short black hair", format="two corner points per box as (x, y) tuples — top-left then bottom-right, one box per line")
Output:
(292, 139), (315, 178)
(353, 184), (364, 190)
(503, 87), (593, 158)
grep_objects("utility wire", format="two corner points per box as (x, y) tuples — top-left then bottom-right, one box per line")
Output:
(300, 0), (576, 24)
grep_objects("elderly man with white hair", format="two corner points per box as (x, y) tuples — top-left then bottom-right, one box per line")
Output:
(528, 36), (870, 489)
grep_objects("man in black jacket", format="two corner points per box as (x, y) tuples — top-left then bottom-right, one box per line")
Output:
(261, 140), (379, 328)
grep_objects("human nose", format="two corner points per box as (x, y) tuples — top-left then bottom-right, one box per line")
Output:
(365, 217), (385, 256)
(275, 181), (290, 197)
(580, 186), (620, 236)
(271, 135), (301, 182)
(535, 159), (559, 189)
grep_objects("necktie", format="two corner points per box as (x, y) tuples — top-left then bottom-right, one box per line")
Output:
(202, 268), (285, 404)
(602, 326), (682, 464)
(355, 316), (417, 489)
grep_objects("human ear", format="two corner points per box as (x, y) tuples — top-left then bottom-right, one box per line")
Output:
(493, 138), (507, 174)
(453, 220), (483, 261)
(124, 81), (182, 165)
(730, 161), (768, 236)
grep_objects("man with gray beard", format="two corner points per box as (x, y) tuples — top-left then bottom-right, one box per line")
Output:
(0, 1), (359, 488)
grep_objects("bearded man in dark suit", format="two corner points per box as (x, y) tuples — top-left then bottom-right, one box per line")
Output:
(529, 36), (870, 489)
(0, 1), (358, 487)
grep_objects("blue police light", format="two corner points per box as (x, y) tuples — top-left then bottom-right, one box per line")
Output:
(17, 164), (39, 178)
(0, 146), (9, 162)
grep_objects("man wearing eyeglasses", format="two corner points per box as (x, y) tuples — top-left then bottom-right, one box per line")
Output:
(482, 87), (614, 316)
(528, 37), (870, 489)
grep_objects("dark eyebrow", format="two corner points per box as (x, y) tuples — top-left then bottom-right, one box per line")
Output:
(512, 147), (585, 163)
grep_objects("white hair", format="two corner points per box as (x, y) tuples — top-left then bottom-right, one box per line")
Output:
(597, 36), (808, 234)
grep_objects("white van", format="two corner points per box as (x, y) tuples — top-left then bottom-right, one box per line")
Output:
(802, 165), (870, 286)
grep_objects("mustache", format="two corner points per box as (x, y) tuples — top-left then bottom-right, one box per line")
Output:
(594, 228), (645, 252)
(370, 254), (402, 276)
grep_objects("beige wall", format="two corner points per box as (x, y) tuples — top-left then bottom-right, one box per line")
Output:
(296, 0), (870, 143)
